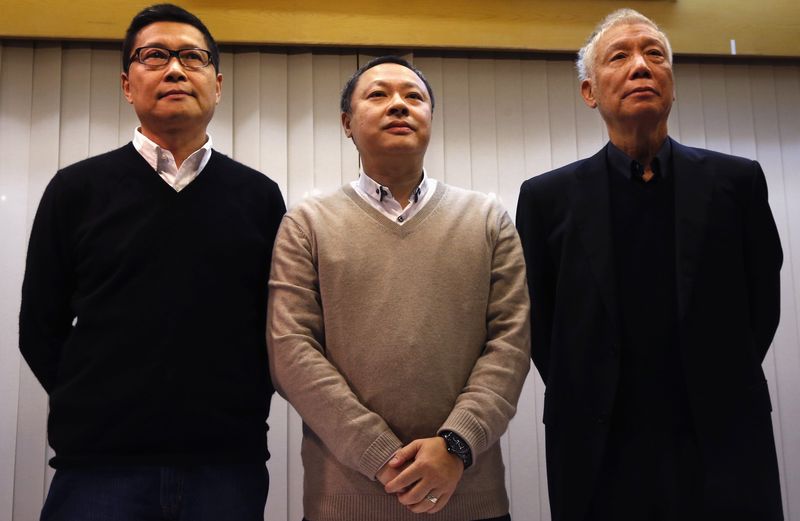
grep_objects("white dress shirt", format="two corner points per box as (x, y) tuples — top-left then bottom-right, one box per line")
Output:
(350, 169), (437, 225)
(132, 129), (213, 192)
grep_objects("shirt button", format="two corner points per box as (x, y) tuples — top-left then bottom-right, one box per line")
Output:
(397, 216), (405, 223)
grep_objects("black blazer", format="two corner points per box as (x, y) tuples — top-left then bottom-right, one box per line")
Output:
(516, 138), (783, 521)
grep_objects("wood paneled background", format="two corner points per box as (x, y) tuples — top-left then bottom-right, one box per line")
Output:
(1, 42), (798, 521)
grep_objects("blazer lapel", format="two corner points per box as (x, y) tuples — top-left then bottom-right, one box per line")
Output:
(574, 147), (620, 339)
(672, 138), (713, 322)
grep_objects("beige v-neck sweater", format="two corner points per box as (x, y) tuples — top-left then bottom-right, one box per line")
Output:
(268, 182), (531, 521)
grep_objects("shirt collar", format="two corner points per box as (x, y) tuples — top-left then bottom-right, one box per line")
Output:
(607, 137), (672, 182)
(132, 128), (213, 173)
(357, 168), (429, 205)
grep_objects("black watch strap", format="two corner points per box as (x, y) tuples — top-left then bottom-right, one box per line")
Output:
(439, 430), (473, 469)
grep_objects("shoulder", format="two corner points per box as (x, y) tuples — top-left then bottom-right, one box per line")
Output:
(208, 150), (282, 194)
(438, 183), (507, 216)
(283, 187), (353, 228)
(520, 152), (600, 196)
(57, 144), (137, 181)
(672, 140), (756, 169)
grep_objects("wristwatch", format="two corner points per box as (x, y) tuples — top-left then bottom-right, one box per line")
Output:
(439, 430), (473, 469)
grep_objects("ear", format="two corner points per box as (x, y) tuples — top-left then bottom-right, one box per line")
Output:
(341, 111), (353, 139)
(215, 73), (223, 105)
(121, 72), (133, 104)
(580, 78), (597, 109)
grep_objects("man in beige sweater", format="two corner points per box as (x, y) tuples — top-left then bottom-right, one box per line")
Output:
(268, 55), (530, 521)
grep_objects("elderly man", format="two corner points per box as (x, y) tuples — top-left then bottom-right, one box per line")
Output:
(268, 56), (530, 521)
(19, 4), (285, 520)
(516, 9), (783, 521)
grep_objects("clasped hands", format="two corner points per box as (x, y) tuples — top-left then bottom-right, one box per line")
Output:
(376, 436), (465, 514)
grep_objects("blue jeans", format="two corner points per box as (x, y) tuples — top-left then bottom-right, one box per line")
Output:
(41, 464), (268, 521)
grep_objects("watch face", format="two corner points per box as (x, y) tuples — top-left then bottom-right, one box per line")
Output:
(444, 432), (468, 454)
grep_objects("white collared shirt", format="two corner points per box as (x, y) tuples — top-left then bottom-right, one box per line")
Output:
(132, 129), (213, 192)
(350, 169), (437, 225)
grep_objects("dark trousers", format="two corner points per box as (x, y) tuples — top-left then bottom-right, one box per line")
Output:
(41, 463), (268, 521)
(584, 421), (701, 521)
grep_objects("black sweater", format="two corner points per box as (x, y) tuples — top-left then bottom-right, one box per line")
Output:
(19, 144), (286, 468)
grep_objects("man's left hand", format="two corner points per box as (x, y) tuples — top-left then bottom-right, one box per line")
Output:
(383, 437), (464, 514)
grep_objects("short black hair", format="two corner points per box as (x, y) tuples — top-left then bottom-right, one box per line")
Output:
(122, 4), (219, 73)
(340, 56), (435, 114)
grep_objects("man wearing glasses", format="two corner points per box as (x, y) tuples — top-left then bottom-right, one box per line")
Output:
(19, 4), (285, 520)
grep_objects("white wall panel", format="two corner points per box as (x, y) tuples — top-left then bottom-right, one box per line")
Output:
(12, 42), (62, 521)
(774, 65), (800, 521)
(2, 42), (799, 521)
(0, 42), (34, 521)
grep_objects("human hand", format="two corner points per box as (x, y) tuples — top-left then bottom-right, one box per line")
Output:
(383, 437), (464, 514)
(376, 454), (406, 486)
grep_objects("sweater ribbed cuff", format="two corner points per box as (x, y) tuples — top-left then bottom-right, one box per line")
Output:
(358, 429), (404, 480)
(439, 409), (487, 465)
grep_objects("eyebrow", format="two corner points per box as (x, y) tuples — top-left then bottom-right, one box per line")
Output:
(365, 80), (426, 91)
(605, 36), (666, 54)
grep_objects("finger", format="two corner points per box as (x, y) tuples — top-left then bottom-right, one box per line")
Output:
(386, 452), (403, 469)
(406, 489), (442, 514)
(390, 440), (420, 467)
(384, 462), (422, 494)
(426, 490), (452, 514)
(395, 476), (432, 505)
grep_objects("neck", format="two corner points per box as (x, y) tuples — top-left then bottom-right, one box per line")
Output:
(608, 121), (668, 168)
(140, 125), (208, 168)
(362, 157), (424, 207)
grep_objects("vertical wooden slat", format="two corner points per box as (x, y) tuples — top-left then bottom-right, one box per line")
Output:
(0, 42), (34, 521)
(89, 47), (121, 156)
(12, 42), (62, 521)
(441, 58), (471, 187)
(232, 50), (261, 171)
(285, 52), (315, 521)
(413, 56), (445, 181)
(208, 50), (234, 156)
(286, 53), (314, 208)
(338, 54), (359, 183)
(495, 59), (525, 220)
(773, 64), (800, 521)
(725, 64), (758, 159)
(259, 52), (289, 198)
(674, 62), (706, 149)
(699, 63), (731, 154)
(574, 70), (605, 160)
(520, 57), (553, 521)
(467, 58), (498, 194)
(58, 45), (91, 167)
(312, 54), (343, 194)
(546, 61), (578, 170)
(750, 65), (790, 513)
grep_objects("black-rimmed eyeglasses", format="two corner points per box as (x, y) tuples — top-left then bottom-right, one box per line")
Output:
(131, 47), (213, 70)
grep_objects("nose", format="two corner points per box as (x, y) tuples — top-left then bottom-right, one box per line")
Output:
(164, 56), (188, 82)
(629, 52), (652, 79)
(387, 92), (409, 116)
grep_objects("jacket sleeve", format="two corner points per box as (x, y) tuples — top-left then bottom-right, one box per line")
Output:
(267, 214), (403, 480)
(743, 161), (783, 361)
(516, 180), (555, 383)
(439, 205), (531, 462)
(19, 172), (76, 393)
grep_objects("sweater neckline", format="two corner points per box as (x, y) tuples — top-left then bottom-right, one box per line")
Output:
(342, 182), (447, 237)
(122, 142), (220, 196)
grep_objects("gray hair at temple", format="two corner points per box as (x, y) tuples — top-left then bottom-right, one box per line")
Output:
(576, 9), (673, 82)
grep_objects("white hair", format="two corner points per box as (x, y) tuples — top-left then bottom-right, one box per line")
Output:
(576, 9), (673, 82)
